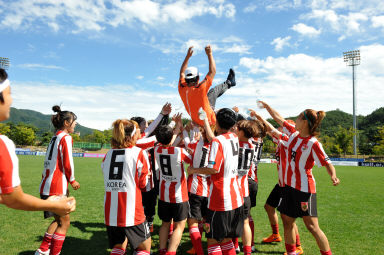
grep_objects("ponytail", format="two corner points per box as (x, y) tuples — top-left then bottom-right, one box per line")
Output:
(111, 119), (139, 148)
(51, 105), (77, 130)
(304, 109), (326, 136)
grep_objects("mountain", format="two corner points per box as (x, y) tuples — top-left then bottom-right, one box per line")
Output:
(5, 107), (96, 136)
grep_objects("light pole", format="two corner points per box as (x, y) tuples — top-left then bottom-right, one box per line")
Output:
(0, 57), (10, 70)
(343, 50), (361, 156)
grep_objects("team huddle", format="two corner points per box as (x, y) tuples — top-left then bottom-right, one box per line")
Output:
(0, 45), (340, 255)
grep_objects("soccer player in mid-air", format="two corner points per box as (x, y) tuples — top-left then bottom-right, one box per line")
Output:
(179, 45), (236, 127)
(35, 105), (80, 255)
(101, 119), (152, 255)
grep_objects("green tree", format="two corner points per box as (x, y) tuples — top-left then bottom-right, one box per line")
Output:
(70, 133), (81, 142)
(0, 123), (11, 136)
(373, 126), (384, 155)
(333, 125), (354, 155)
(10, 124), (36, 145)
(39, 131), (54, 146)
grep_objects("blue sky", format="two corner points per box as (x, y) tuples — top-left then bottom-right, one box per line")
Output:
(1, 0), (384, 130)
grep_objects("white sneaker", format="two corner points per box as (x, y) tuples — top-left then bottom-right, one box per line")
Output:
(35, 249), (50, 255)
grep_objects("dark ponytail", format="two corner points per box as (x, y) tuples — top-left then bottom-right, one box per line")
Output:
(51, 105), (77, 130)
(304, 109), (326, 136)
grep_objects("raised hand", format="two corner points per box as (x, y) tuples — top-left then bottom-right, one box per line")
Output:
(161, 102), (172, 115)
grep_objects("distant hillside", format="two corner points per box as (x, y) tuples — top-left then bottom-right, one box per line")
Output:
(5, 107), (96, 136)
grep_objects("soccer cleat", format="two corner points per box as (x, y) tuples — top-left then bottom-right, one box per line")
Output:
(226, 68), (236, 87)
(284, 247), (304, 255)
(262, 233), (282, 243)
(186, 247), (196, 254)
(235, 246), (240, 254)
(35, 249), (50, 255)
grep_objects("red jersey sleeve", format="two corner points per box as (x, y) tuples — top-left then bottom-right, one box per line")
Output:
(181, 148), (192, 165)
(283, 120), (296, 136)
(137, 149), (150, 189)
(61, 135), (76, 184)
(0, 137), (20, 194)
(206, 138), (223, 172)
(312, 141), (330, 167)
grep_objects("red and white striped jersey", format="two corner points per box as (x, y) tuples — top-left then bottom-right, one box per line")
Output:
(284, 133), (330, 193)
(187, 139), (211, 197)
(101, 146), (149, 227)
(137, 135), (157, 192)
(155, 145), (192, 203)
(0, 135), (20, 194)
(237, 141), (255, 198)
(207, 132), (243, 211)
(273, 134), (289, 187)
(283, 120), (296, 136)
(39, 131), (75, 196)
(248, 137), (263, 182)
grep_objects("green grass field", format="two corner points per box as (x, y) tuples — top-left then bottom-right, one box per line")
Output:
(1, 155), (384, 255)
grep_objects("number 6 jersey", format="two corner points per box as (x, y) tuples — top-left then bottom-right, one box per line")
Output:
(101, 146), (150, 227)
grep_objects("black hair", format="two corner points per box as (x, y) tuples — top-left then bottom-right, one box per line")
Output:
(131, 116), (146, 126)
(51, 105), (77, 130)
(216, 108), (237, 130)
(236, 113), (245, 122)
(185, 76), (199, 84)
(0, 68), (8, 104)
(155, 125), (173, 145)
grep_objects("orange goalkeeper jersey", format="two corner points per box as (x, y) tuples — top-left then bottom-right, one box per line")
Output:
(178, 75), (216, 126)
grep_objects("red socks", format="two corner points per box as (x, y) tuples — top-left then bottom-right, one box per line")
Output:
(221, 240), (236, 255)
(208, 244), (222, 255)
(39, 232), (53, 252)
(249, 216), (255, 246)
(243, 245), (252, 255)
(50, 232), (65, 255)
(168, 223), (174, 239)
(271, 224), (279, 234)
(110, 248), (125, 255)
(159, 248), (167, 255)
(136, 250), (150, 255)
(285, 243), (296, 255)
(165, 252), (176, 255)
(232, 238), (239, 249)
(320, 250), (332, 255)
(189, 226), (204, 255)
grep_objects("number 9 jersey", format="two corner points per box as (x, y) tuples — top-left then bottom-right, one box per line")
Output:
(101, 146), (150, 227)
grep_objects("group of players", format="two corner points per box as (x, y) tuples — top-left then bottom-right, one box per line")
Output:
(0, 45), (340, 255)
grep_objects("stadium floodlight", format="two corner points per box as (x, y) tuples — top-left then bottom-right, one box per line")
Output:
(0, 57), (10, 70)
(343, 50), (360, 156)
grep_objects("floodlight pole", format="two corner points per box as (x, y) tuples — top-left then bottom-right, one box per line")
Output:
(343, 50), (360, 156)
(0, 57), (10, 70)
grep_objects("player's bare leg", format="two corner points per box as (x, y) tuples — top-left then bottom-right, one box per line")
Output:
(159, 221), (171, 251)
(167, 219), (187, 252)
(303, 216), (330, 252)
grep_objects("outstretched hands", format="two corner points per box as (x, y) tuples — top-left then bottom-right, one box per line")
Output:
(161, 102), (172, 115)
(187, 46), (194, 58)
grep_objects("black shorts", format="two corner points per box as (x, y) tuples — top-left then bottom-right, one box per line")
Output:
(106, 222), (150, 249)
(40, 193), (68, 219)
(188, 193), (208, 220)
(265, 184), (283, 208)
(205, 206), (244, 242)
(158, 200), (189, 222)
(248, 179), (258, 207)
(277, 186), (318, 218)
(243, 196), (251, 219)
(142, 189), (157, 221)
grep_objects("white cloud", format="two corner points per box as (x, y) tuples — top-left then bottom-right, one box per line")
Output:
(11, 82), (185, 130)
(243, 3), (257, 13)
(136, 75), (144, 80)
(157, 76), (165, 80)
(237, 43), (384, 119)
(291, 23), (321, 37)
(271, 36), (291, 51)
(17, 63), (66, 70)
(372, 15), (384, 28)
(0, 0), (236, 33)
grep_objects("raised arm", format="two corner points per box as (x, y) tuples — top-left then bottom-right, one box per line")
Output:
(144, 102), (172, 137)
(205, 45), (216, 79)
(249, 109), (282, 139)
(180, 46), (194, 80)
(258, 101), (285, 127)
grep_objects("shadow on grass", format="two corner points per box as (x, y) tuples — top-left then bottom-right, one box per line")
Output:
(19, 221), (110, 255)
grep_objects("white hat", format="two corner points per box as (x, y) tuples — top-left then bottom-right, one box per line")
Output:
(0, 79), (10, 93)
(185, 66), (199, 80)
